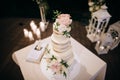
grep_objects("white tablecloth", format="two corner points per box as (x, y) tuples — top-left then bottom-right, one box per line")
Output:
(12, 37), (106, 80)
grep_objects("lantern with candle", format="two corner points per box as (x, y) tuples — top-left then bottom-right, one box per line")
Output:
(86, 4), (111, 42)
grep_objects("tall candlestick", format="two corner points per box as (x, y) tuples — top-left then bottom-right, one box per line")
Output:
(40, 6), (46, 22)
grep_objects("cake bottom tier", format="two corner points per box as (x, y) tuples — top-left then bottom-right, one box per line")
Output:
(40, 58), (81, 80)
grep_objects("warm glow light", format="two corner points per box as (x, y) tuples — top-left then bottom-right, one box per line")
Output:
(97, 29), (101, 33)
(115, 37), (118, 40)
(97, 41), (100, 44)
(28, 31), (34, 41)
(30, 20), (37, 34)
(23, 28), (29, 38)
(100, 46), (104, 50)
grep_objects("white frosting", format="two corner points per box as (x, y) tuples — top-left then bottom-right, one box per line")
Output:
(51, 34), (70, 45)
(40, 15), (81, 80)
(48, 43), (74, 65)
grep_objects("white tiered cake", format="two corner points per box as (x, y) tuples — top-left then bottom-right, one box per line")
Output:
(40, 14), (81, 80)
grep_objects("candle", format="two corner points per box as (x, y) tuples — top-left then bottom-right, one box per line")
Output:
(30, 20), (37, 34)
(23, 28), (29, 38)
(28, 31), (34, 41)
(40, 22), (46, 32)
(36, 28), (41, 39)
(100, 46), (105, 50)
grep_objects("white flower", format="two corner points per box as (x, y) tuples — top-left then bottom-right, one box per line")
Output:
(95, 6), (100, 10)
(89, 7), (94, 12)
(88, 2), (94, 6)
(57, 24), (67, 33)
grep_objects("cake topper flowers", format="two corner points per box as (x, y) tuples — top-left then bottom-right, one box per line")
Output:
(56, 14), (72, 27)
(53, 11), (72, 38)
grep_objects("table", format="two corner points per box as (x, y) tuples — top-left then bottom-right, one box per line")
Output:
(12, 37), (107, 80)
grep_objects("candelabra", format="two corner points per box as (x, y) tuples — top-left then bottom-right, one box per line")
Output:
(33, 0), (49, 32)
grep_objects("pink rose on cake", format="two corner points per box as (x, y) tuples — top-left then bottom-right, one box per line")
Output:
(44, 48), (69, 77)
(50, 60), (62, 74)
(56, 14), (72, 26)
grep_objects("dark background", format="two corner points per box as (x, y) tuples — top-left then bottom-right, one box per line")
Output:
(0, 0), (119, 24)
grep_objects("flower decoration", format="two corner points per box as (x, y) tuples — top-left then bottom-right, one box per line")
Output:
(53, 13), (72, 38)
(52, 10), (62, 21)
(88, 0), (105, 13)
(44, 48), (69, 78)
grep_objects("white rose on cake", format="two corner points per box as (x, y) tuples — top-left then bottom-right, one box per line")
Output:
(54, 14), (72, 37)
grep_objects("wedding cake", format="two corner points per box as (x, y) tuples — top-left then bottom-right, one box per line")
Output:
(40, 14), (81, 80)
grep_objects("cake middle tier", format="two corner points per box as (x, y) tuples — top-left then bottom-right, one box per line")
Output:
(49, 42), (74, 65)
(51, 34), (71, 53)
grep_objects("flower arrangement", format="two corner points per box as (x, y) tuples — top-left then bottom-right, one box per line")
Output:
(44, 48), (69, 78)
(53, 12), (72, 38)
(88, 0), (105, 13)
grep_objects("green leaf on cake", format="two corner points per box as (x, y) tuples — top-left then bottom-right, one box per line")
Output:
(45, 48), (50, 54)
(51, 55), (57, 60)
(63, 71), (67, 78)
(63, 30), (70, 38)
(52, 10), (62, 21)
(54, 22), (59, 31)
(60, 59), (69, 68)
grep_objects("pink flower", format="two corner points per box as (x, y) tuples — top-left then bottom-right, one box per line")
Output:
(56, 14), (72, 26)
(50, 61), (62, 73)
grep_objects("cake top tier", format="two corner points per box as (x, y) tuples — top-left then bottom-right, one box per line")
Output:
(53, 14), (72, 37)
(56, 14), (72, 26)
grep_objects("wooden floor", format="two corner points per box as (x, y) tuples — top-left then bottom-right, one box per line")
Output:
(0, 18), (120, 80)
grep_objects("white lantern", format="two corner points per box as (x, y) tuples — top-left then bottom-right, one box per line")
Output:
(86, 4), (111, 42)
